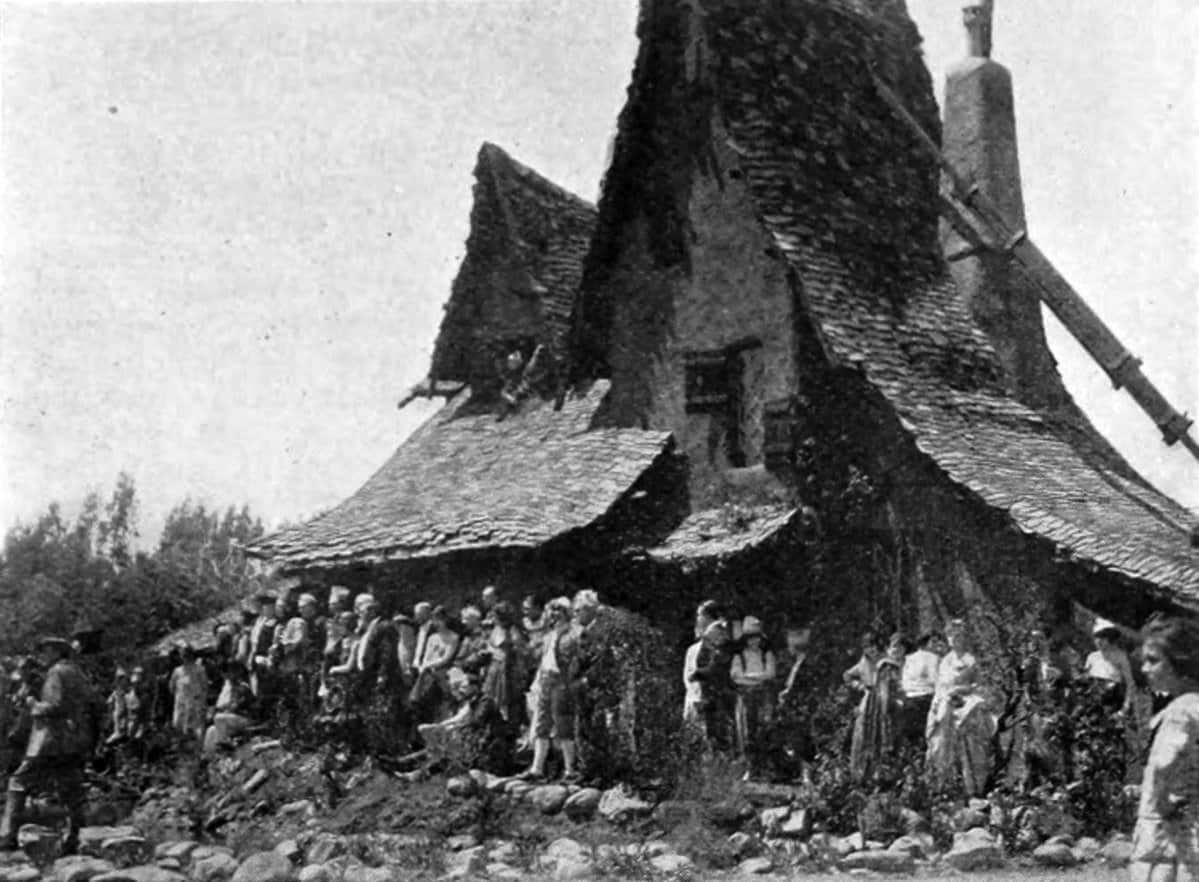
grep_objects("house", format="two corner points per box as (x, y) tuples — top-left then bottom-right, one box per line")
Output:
(254, 0), (1198, 652)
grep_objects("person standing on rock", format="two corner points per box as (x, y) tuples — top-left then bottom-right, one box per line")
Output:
(731, 616), (777, 777)
(248, 592), (279, 703)
(520, 597), (581, 782)
(925, 618), (995, 797)
(1128, 614), (1199, 882)
(274, 592), (320, 726)
(0, 636), (96, 854)
(349, 593), (402, 751)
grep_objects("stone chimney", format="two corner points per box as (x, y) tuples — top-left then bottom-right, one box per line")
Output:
(941, 1), (1064, 409)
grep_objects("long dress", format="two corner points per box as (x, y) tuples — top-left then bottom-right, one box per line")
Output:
(169, 662), (209, 739)
(925, 650), (996, 796)
(1130, 691), (1199, 882)
(482, 625), (528, 725)
(731, 645), (777, 760)
(847, 655), (901, 781)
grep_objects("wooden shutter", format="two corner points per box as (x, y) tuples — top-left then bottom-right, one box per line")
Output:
(763, 396), (800, 470)
(684, 350), (730, 414)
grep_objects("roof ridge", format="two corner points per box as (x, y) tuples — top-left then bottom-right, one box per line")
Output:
(478, 141), (597, 212)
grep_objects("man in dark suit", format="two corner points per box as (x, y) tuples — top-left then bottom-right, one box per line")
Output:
(349, 593), (401, 753)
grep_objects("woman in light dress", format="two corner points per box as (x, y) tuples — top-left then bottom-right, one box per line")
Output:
(730, 616), (777, 769)
(168, 644), (209, 740)
(1129, 615), (1199, 882)
(925, 618), (996, 796)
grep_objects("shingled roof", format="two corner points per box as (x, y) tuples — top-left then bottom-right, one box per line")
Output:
(580, 0), (1199, 607)
(430, 143), (597, 389)
(253, 381), (674, 570)
(644, 504), (799, 567)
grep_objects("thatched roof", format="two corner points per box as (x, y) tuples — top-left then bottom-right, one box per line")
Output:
(252, 381), (674, 570)
(574, 0), (1199, 606)
(430, 142), (596, 389)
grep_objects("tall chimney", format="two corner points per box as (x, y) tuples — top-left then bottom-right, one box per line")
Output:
(941, 1), (1063, 409)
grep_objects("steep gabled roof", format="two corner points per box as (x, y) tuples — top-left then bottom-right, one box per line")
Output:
(579, 0), (1199, 607)
(430, 143), (597, 387)
(253, 381), (674, 570)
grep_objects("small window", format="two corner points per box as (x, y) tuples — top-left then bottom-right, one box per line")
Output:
(685, 340), (764, 468)
(763, 396), (800, 470)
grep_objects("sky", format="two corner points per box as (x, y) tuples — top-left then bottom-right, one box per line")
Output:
(1, 0), (1196, 546)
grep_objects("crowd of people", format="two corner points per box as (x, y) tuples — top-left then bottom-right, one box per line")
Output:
(1, 587), (1196, 879)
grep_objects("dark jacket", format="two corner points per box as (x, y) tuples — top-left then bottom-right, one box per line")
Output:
(26, 660), (96, 759)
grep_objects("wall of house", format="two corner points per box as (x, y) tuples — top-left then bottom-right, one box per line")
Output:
(600, 118), (799, 509)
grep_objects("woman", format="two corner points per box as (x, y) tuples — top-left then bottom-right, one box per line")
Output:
(690, 600), (735, 753)
(844, 632), (901, 782)
(1086, 618), (1137, 715)
(410, 606), (461, 723)
(730, 616), (777, 771)
(453, 606), (490, 677)
(482, 601), (528, 725)
(1129, 615), (1199, 882)
(168, 645), (209, 741)
(925, 618), (996, 796)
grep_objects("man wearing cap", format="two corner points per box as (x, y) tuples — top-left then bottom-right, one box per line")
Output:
(1, 637), (96, 854)
(248, 593), (279, 703)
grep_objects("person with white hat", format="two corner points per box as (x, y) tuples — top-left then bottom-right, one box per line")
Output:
(1084, 617), (1136, 715)
(730, 616), (777, 774)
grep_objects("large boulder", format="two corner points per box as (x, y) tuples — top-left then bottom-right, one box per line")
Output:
(597, 787), (653, 824)
(0, 865), (41, 882)
(443, 846), (487, 880)
(340, 868), (393, 882)
(53, 855), (116, 882)
(1073, 836), (1101, 863)
(779, 809), (811, 839)
(1034, 840), (1077, 867)
(887, 833), (935, 859)
(79, 829), (140, 860)
(648, 853), (692, 874)
(230, 851), (295, 882)
(188, 851), (239, 882)
(99, 838), (151, 870)
(726, 832), (761, 859)
(953, 806), (988, 832)
(295, 868), (328, 882)
(945, 828), (1003, 872)
(736, 856), (774, 874)
(151, 844), (196, 866)
(529, 786), (569, 816)
(1101, 834), (1133, 868)
(563, 789), (601, 822)
(445, 776), (478, 799)
(841, 850), (915, 874)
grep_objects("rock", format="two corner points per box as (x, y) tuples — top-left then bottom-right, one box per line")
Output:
(648, 854), (692, 874)
(504, 781), (533, 800)
(19, 824), (62, 865)
(705, 799), (752, 831)
(529, 785), (569, 816)
(779, 809), (811, 839)
(54, 856), (116, 882)
(277, 801), (313, 818)
(488, 841), (519, 865)
(726, 832), (760, 859)
(272, 842), (301, 865)
(841, 850), (915, 874)
(241, 770), (269, 794)
(1073, 836), (1101, 862)
(79, 830), (140, 860)
(295, 868), (328, 882)
(99, 839), (151, 870)
(1033, 841), (1077, 867)
(300, 838), (344, 867)
(188, 851), (239, 882)
(1101, 834), (1133, 868)
(154, 862), (180, 874)
(736, 856), (773, 874)
(833, 832), (863, 856)
(485, 864), (523, 882)
(543, 839), (587, 863)
(650, 800), (696, 832)
(953, 807), (988, 832)
(758, 806), (790, 835)
(487, 776), (515, 794)
(445, 776), (478, 799)
(887, 833), (934, 859)
(562, 789), (602, 822)
(93, 869), (187, 882)
(445, 834), (479, 852)
(0, 866), (41, 882)
(152, 844), (196, 866)
(597, 786), (652, 824)
(340, 868), (393, 882)
(230, 851), (295, 882)
(185, 848), (231, 865)
(640, 841), (673, 859)
(899, 808), (929, 834)
(945, 828), (1003, 872)
(443, 846), (486, 879)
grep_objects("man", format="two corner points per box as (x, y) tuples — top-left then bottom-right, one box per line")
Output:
(570, 589), (618, 777)
(690, 600), (735, 753)
(775, 626), (815, 782)
(350, 594), (401, 751)
(480, 585), (499, 629)
(274, 593), (321, 723)
(1, 637), (96, 854)
(234, 603), (259, 671)
(248, 592), (279, 701)
(327, 585), (351, 620)
(520, 597), (580, 782)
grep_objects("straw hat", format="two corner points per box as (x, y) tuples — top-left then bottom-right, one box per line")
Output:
(742, 616), (763, 637)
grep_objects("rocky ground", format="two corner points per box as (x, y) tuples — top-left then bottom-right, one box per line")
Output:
(0, 737), (1137, 882)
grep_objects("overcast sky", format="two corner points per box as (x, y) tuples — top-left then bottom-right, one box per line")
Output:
(1, 0), (1196, 544)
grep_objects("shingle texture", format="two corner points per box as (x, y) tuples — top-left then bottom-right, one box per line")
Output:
(646, 504), (798, 564)
(431, 143), (597, 386)
(254, 381), (673, 569)
(696, 0), (1198, 605)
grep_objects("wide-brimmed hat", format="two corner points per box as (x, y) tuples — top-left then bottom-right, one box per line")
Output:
(742, 616), (763, 637)
(36, 636), (72, 654)
(328, 586), (351, 605)
(297, 593), (318, 608)
(1092, 617), (1120, 637)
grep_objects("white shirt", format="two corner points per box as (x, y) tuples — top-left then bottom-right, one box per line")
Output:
(682, 640), (702, 703)
(902, 649), (940, 698)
